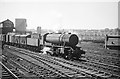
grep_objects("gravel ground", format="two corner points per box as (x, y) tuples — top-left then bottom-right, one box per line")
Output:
(79, 42), (120, 67)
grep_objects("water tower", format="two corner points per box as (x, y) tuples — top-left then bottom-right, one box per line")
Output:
(15, 18), (27, 33)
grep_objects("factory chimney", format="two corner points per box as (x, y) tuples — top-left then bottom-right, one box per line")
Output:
(37, 26), (41, 34)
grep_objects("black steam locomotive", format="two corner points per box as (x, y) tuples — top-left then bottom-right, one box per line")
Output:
(43, 33), (85, 59)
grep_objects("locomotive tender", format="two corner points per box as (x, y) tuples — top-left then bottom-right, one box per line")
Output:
(0, 32), (85, 59)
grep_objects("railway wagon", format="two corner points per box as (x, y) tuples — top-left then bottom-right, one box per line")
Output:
(0, 34), (6, 42)
(2, 34), (6, 44)
(0, 34), (2, 42)
(27, 38), (40, 51)
(105, 35), (120, 50)
(8, 33), (16, 46)
(6, 34), (9, 43)
(0, 34), (6, 49)
(19, 34), (31, 48)
(0, 34), (3, 47)
(13, 34), (20, 47)
(26, 34), (44, 51)
(14, 34), (20, 43)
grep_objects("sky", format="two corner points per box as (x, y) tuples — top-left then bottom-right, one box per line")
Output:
(0, 0), (119, 30)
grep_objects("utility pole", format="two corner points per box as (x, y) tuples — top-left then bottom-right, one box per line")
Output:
(37, 26), (41, 51)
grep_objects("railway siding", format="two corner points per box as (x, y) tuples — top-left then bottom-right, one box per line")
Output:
(4, 45), (120, 78)
(0, 61), (21, 79)
(4, 49), (64, 77)
(11, 45), (120, 77)
(4, 45), (91, 78)
(4, 47), (82, 77)
(3, 45), (120, 78)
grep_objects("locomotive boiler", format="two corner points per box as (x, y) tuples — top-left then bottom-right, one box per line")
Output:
(44, 33), (79, 47)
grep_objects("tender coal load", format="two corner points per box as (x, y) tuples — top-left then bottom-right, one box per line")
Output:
(45, 33), (79, 46)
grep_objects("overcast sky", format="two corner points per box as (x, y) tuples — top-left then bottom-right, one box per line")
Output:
(0, 0), (119, 30)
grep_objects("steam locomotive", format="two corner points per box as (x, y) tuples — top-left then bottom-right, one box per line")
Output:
(0, 32), (85, 60)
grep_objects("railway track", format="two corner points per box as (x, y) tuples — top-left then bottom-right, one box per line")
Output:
(85, 52), (120, 68)
(4, 45), (91, 78)
(82, 60), (120, 74)
(3, 51), (64, 77)
(83, 48), (120, 66)
(0, 61), (21, 79)
(8, 57), (61, 77)
(41, 55), (120, 79)
(86, 50), (119, 58)
(4, 45), (120, 78)
(9, 54), (67, 77)
(52, 56), (120, 79)
(23, 53), (91, 78)
(1, 55), (36, 79)
(7, 58), (38, 78)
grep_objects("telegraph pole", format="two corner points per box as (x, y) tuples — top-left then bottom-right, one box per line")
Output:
(37, 26), (41, 51)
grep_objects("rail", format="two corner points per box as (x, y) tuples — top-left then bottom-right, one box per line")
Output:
(0, 61), (19, 79)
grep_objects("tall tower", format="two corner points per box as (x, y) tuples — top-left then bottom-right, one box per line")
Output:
(37, 26), (42, 39)
(37, 26), (41, 34)
(15, 18), (27, 33)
